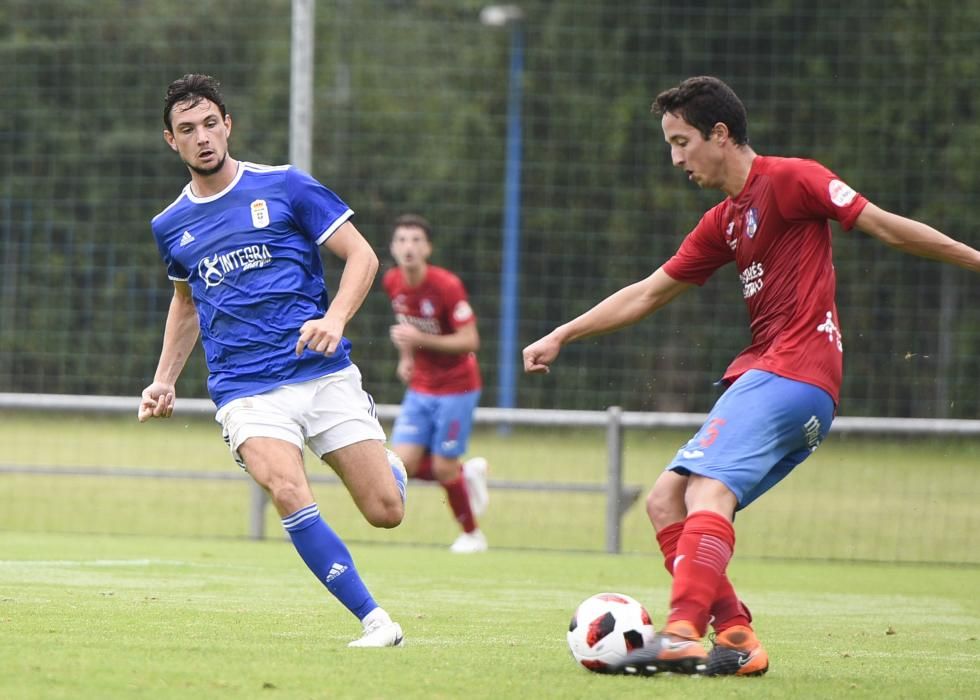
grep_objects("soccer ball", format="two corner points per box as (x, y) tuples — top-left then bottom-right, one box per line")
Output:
(567, 592), (655, 672)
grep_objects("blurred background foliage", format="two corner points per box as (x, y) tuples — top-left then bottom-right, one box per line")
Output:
(2, 0), (978, 417)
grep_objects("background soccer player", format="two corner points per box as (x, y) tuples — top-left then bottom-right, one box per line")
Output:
(522, 75), (980, 676)
(382, 214), (490, 554)
(138, 74), (407, 647)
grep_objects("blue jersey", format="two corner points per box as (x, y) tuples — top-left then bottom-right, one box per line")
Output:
(151, 162), (355, 408)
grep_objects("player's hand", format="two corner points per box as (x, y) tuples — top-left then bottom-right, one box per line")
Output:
(522, 334), (562, 374)
(138, 382), (176, 422)
(396, 356), (414, 384)
(389, 323), (423, 351)
(297, 316), (345, 356)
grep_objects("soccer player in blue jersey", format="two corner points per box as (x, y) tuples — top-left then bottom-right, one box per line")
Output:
(138, 74), (407, 648)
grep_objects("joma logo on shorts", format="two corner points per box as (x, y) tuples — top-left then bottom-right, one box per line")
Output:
(803, 415), (822, 452)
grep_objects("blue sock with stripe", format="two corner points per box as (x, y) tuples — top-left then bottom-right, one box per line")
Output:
(282, 503), (378, 620)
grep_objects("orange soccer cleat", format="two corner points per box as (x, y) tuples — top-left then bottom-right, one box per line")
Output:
(704, 625), (769, 676)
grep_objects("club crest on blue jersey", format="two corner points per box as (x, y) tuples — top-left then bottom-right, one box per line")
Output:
(250, 199), (270, 228)
(745, 208), (759, 238)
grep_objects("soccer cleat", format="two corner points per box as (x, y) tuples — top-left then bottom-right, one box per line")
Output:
(387, 449), (408, 505)
(449, 528), (488, 553)
(348, 613), (405, 648)
(462, 457), (489, 516)
(704, 625), (769, 676)
(615, 620), (708, 676)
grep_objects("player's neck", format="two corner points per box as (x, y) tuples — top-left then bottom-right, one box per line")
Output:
(189, 157), (240, 198)
(402, 263), (428, 287)
(721, 148), (757, 199)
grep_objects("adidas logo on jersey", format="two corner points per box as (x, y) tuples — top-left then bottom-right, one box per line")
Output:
(179, 230), (195, 247)
(325, 563), (348, 583)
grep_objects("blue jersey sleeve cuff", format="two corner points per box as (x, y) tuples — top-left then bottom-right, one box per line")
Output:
(315, 209), (354, 245)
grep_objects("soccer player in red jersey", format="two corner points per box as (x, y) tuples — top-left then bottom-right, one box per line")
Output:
(382, 214), (490, 553)
(522, 76), (980, 676)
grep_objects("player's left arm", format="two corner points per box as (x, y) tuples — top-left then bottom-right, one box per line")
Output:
(296, 220), (379, 356)
(854, 203), (980, 272)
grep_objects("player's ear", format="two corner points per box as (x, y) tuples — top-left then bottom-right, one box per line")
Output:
(225, 113), (233, 137)
(163, 130), (178, 152)
(711, 122), (729, 144)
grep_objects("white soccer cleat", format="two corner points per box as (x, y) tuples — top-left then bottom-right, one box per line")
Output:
(348, 609), (405, 648)
(450, 528), (488, 554)
(462, 457), (489, 517)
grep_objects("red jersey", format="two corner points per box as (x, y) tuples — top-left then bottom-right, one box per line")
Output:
(382, 264), (482, 394)
(662, 155), (869, 403)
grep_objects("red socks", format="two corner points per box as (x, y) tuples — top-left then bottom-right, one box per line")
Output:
(415, 455), (435, 481)
(411, 454), (477, 533)
(662, 511), (736, 636)
(655, 521), (684, 575)
(657, 519), (751, 633)
(443, 472), (477, 533)
(709, 577), (752, 633)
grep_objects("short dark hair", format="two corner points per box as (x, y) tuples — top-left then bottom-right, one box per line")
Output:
(163, 74), (227, 131)
(652, 76), (749, 146)
(392, 213), (432, 240)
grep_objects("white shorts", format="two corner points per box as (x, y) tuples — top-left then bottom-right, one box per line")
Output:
(214, 365), (387, 468)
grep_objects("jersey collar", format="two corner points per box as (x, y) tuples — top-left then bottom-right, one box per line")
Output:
(184, 161), (245, 204)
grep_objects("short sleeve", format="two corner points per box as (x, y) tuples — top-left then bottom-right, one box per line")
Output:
(285, 167), (354, 244)
(772, 158), (868, 231)
(661, 204), (734, 285)
(151, 224), (190, 281)
(441, 274), (476, 330)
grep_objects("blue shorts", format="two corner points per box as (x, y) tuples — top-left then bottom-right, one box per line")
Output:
(391, 389), (481, 458)
(667, 370), (835, 509)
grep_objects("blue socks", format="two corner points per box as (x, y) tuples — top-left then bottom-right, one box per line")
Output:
(282, 504), (378, 620)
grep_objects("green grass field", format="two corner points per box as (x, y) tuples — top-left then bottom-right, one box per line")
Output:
(2, 411), (980, 698)
(1, 532), (978, 699)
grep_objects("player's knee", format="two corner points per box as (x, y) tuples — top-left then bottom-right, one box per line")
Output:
(400, 456), (422, 477)
(364, 493), (404, 529)
(431, 458), (460, 482)
(260, 475), (310, 514)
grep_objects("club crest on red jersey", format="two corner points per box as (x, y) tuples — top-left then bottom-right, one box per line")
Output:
(745, 208), (759, 238)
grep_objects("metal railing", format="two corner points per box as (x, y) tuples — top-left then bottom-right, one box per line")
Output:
(4, 392), (980, 552)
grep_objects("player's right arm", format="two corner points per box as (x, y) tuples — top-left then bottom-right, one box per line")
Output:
(395, 344), (414, 384)
(138, 281), (200, 421)
(522, 267), (692, 374)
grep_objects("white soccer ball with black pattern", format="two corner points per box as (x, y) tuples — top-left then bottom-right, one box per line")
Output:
(566, 592), (655, 672)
